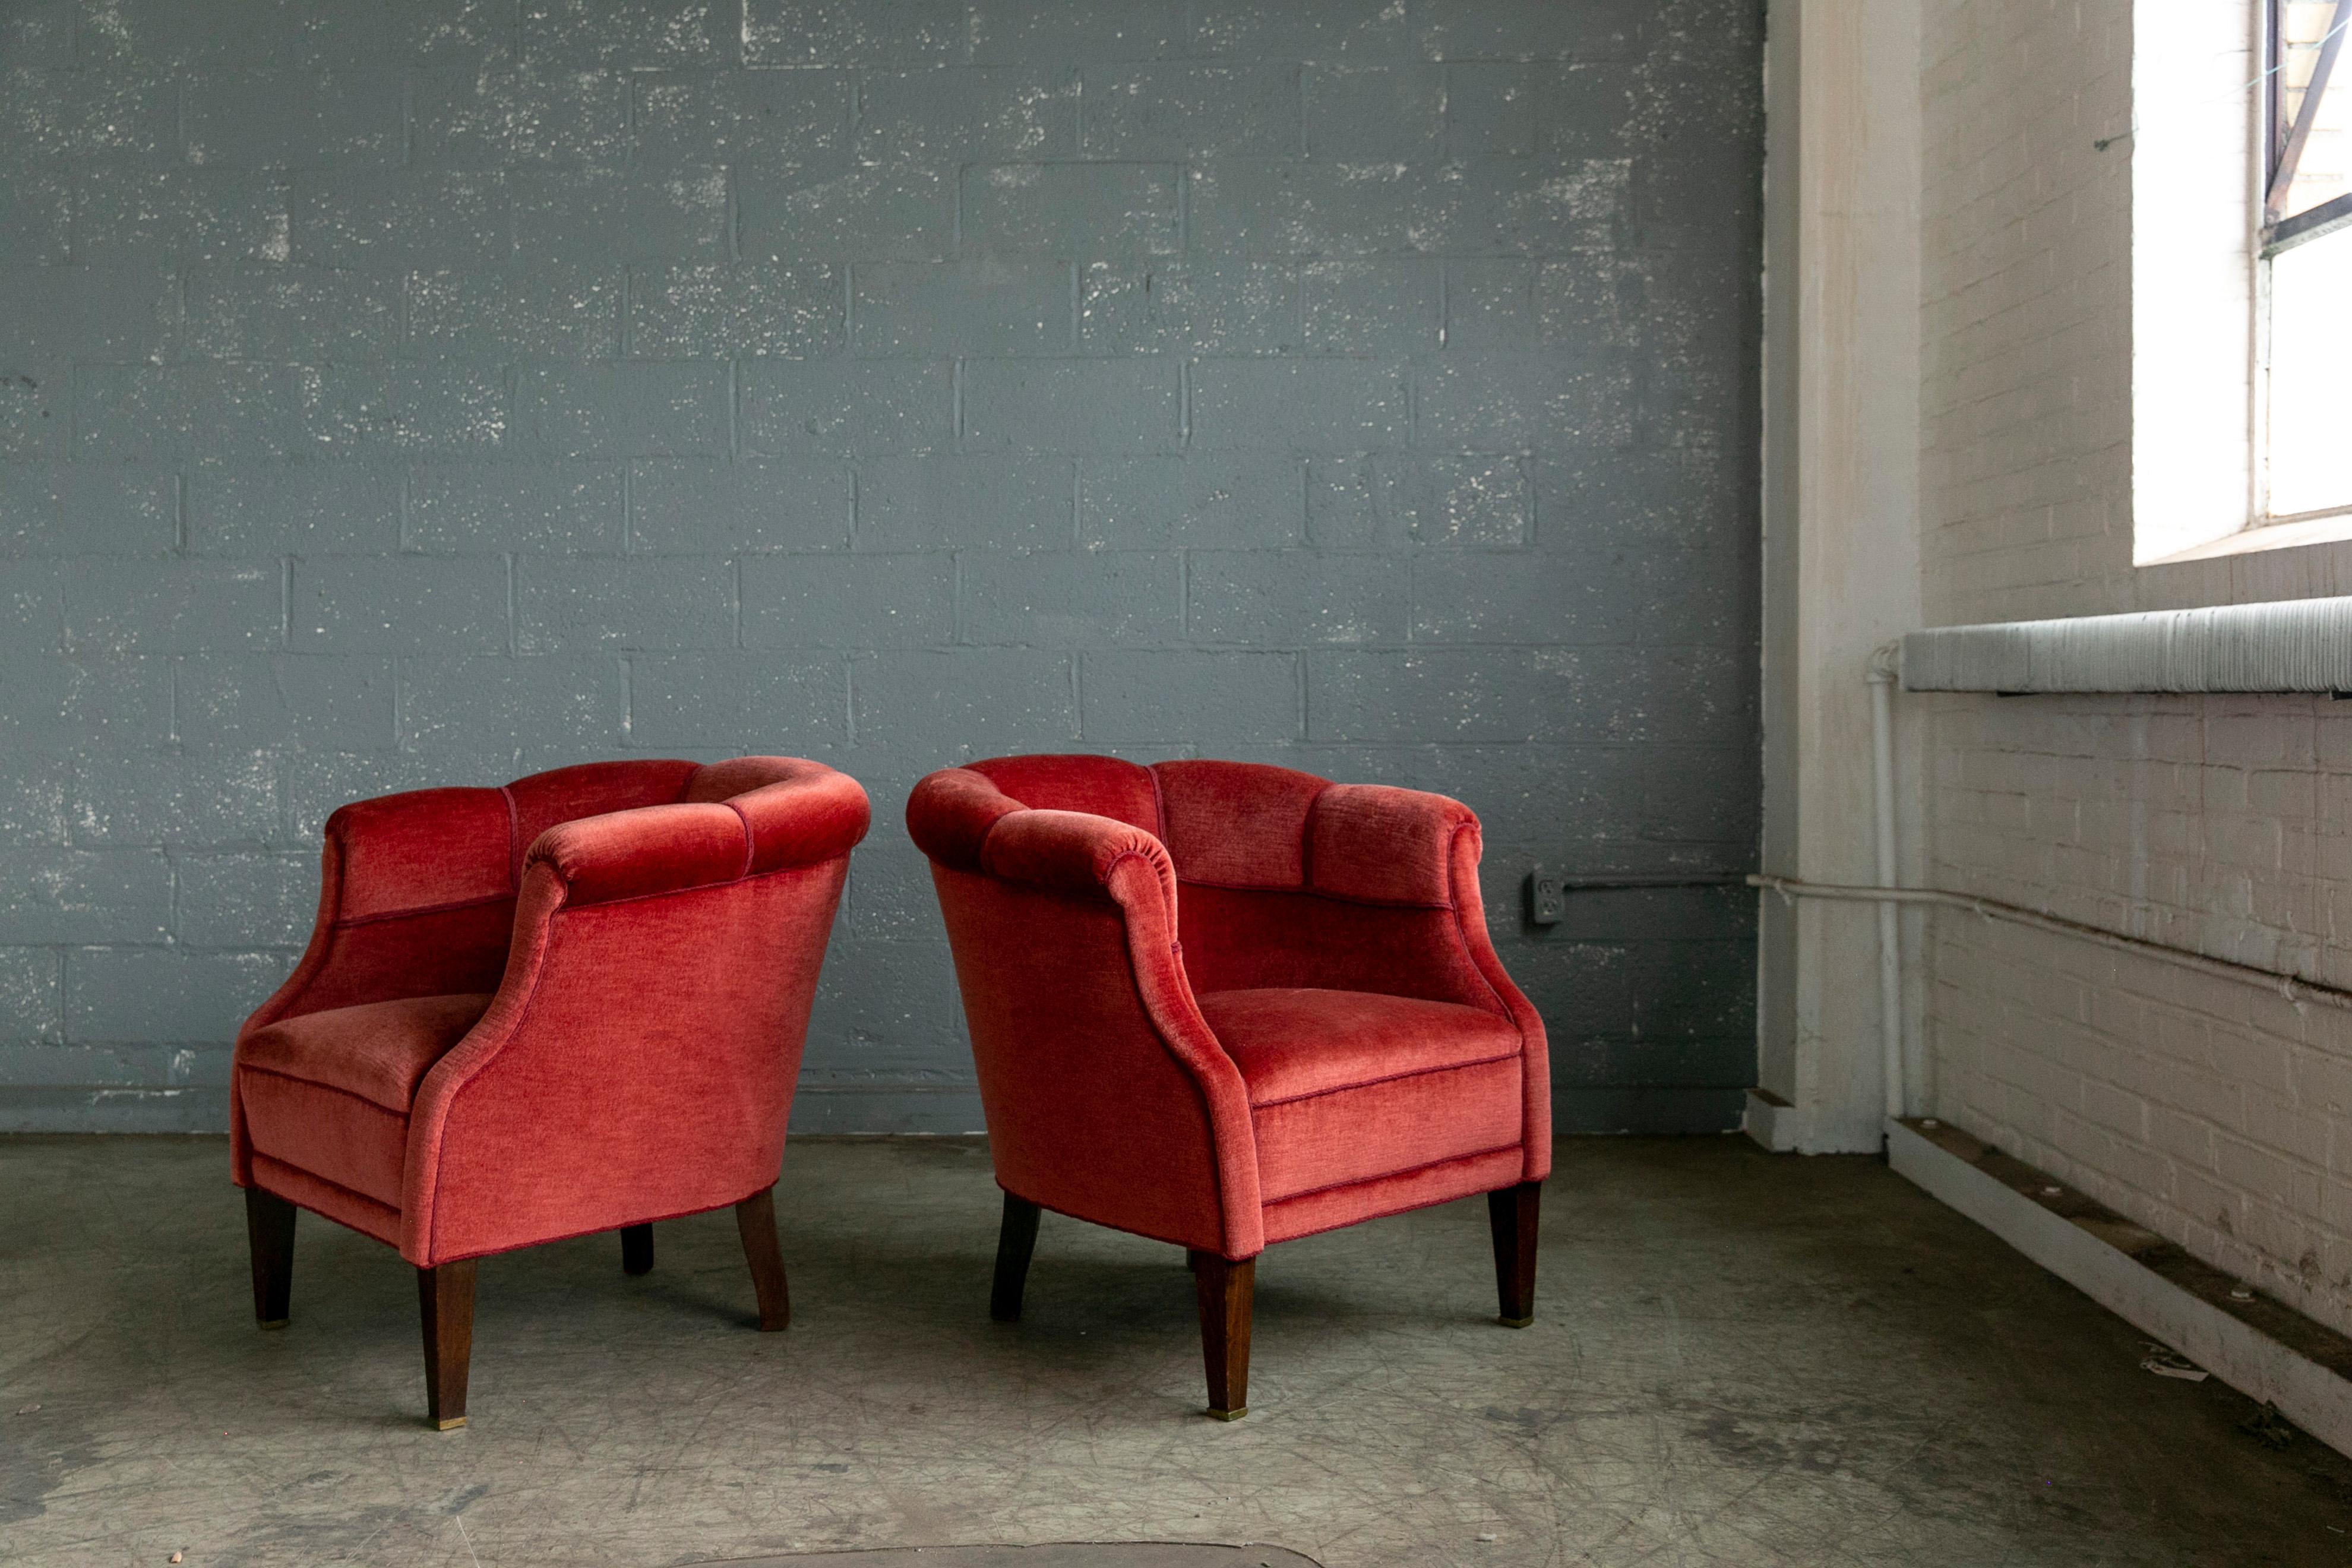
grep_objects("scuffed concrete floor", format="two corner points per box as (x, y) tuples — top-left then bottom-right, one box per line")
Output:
(6, 1137), (2352, 1567)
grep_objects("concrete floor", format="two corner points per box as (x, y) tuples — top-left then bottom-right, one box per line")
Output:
(5, 1137), (2351, 1567)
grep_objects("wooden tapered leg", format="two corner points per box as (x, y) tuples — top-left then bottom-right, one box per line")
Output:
(1188, 1251), (1254, 1420)
(734, 1187), (790, 1332)
(990, 1194), (1042, 1322)
(1488, 1180), (1541, 1328)
(619, 1224), (653, 1276)
(416, 1259), (476, 1431)
(244, 1187), (296, 1329)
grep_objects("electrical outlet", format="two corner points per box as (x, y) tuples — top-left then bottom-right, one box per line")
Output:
(1526, 866), (1563, 927)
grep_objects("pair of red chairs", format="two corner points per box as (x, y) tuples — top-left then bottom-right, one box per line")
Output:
(230, 753), (1550, 1427)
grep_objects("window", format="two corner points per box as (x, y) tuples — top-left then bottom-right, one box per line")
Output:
(2262, 0), (2352, 521)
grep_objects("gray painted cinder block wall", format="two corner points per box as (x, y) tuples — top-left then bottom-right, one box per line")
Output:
(0, 0), (1762, 1137)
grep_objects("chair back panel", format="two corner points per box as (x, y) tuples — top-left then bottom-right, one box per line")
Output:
(1175, 883), (1497, 1008)
(297, 903), (517, 1017)
(1151, 760), (1324, 890)
(331, 786), (516, 920)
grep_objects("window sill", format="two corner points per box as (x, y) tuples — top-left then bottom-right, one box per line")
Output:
(2144, 511), (2352, 567)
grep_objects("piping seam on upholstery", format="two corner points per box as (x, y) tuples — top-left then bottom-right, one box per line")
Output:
(546, 856), (823, 912)
(1001, 1184), (1235, 1260)
(1300, 782), (1327, 889)
(1262, 1142), (1523, 1207)
(1448, 821), (1518, 1023)
(428, 912), (562, 1259)
(500, 783), (521, 890)
(241, 1060), (421, 1118)
(426, 1190), (774, 1268)
(334, 890), (515, 930)
(251, 1153), (400, 1217)
(724, 798), (755, 878)
(1247, 1048), (1522, 1109)
(1179, 876), (1452, 911)
(1108, 878), (1247, 1254)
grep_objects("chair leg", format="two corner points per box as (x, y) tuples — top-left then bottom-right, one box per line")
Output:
(1488, 1180), (1542, 1328)
(734, 1187), (791, 1332)
(1188, 1250), (1254, 1421)
(416, 1260), (477, 1431)
(990, 1194), (1042, 1322)
(244, 1187), (296, 1329)
(619, 1224), (653, 1276)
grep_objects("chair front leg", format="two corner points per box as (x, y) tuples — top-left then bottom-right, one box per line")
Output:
(735, 1187), (791, 1332)
(990, 1193), (1042, 1322)
(244, 1188), (296, 1329)
(620, 1224), (654, 1276)
(417, 1259), (478, 1430)
(1188, 1251), (1254, 1420)
(1488, 1180), (1542, 1327)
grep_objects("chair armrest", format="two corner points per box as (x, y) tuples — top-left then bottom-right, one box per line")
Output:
(529, 764), (870, 905)
(1310, 783), (1551, 1179)
(979, 808), (1178, 899)
(528, 802), (754, 904)
(238, 786), (519, 1042)
(906, 766), (1026, 870)
(1307, 783), (1477, 906)
(911, 767), (1176, 902)
(908, 766), (1264, 1256)
(402, 796), (862, 1263)
(716, 760), (871, 871)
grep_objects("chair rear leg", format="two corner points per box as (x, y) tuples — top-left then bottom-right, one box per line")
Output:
(416, 1260), (477, 1431)
(1488, 1180), (1542, 1327)
(619, 1224), (653, 1276)
(735, 1187), (790, 1332)
(990, 1194), (1042, 1322)
(244, 1188), (296, 1329)
(1188, 1251), (1254, 1421)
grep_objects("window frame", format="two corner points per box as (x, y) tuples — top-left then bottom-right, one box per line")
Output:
(2252, 0), (2351, 532)
(2264, 0), (2352, 257)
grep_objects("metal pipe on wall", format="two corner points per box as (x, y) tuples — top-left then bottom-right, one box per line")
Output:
(1866, 643), (1905, 1121)
(1748, 875), (2352, 1017)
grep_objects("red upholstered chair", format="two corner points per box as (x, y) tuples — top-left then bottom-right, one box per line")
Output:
(230, 757), (868, 1429)
(907, 754), (1550, 1419)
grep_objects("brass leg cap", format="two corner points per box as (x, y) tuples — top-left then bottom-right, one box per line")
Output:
(1497, 1315), (1533, 1329)
(432, 1416), (467, 1431)
(1207, 1406), (1247, 1421)
(257, 1319), (290, 1330)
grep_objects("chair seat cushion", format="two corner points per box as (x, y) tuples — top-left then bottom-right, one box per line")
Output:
(241, 992), (494, 1112)
(238, 993), (493, 1210)
(1196, 987), (1525, 1204)
(1197, 987), (1521, 1105)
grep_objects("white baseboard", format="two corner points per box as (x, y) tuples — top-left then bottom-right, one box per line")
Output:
(1888, 1117), (2352, 1459)
(1742, 1088), (1805, 1152)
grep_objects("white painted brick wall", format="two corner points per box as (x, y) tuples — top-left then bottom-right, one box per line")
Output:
(1918, 0), (2352, 1333)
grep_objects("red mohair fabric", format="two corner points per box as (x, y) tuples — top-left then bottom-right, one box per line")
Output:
(230, 757), (869, 1267)
(906, 754), (1552, 1262)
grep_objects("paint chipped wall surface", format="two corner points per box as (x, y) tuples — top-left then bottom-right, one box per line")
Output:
(0, 0), (1763, 1136)
(1917, 0), (2352, 1333)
